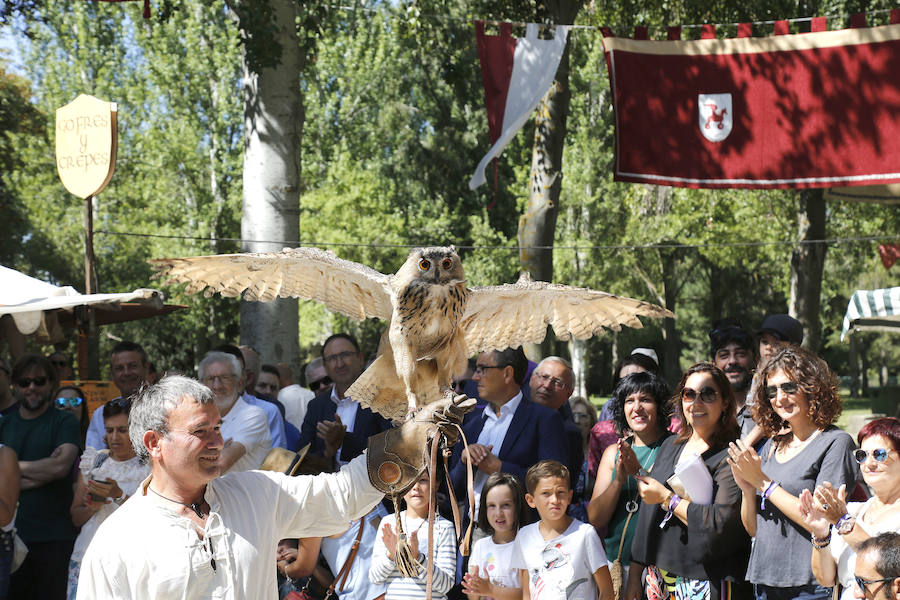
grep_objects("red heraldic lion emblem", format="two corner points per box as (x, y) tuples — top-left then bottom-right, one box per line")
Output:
(698, 93), (733, 142)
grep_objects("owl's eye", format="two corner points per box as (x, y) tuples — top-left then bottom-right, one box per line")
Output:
(441, 258), (453, 270)
(418, 259), (431, 270)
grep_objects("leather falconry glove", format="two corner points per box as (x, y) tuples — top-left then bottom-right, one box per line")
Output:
(366, 392), (476, 497)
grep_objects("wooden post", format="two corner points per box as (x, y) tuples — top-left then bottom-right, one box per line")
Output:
(55, 94), (117, 381)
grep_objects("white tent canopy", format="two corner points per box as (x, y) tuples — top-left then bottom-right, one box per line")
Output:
(0, 264), (161, 338)
(841, 287), (900, 340)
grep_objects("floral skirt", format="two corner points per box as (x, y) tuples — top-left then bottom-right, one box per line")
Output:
(646, 565), (750, 600)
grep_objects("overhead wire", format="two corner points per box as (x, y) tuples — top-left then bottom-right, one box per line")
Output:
(94, 229), (900, 251)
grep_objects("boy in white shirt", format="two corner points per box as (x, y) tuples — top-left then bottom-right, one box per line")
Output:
(511, 460), (613, 600)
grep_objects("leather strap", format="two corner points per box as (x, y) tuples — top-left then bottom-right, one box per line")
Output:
(326, 518), (366, 597)
(425, 431), (440, 600)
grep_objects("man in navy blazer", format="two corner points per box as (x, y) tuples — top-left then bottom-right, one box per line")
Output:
(298, 334), (391, 466)
(449, 347), (567, 506)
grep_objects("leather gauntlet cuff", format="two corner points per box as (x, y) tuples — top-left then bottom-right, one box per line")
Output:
(366, 393), (476, 496)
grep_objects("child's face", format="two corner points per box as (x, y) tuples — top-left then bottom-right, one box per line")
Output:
(485, 484), (517, 535)
(404, 473), (431, 513)
(526, 476), (572, 522)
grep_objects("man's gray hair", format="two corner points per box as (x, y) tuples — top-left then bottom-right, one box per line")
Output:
(537, 356), (574, 387)
(129, 375), (214, 461)
(198, 351), (242, 380)
(304, 357), (324, 381)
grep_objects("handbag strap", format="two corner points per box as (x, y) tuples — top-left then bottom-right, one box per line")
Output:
(327, 516), (366, 595)
(615, 510), (635, 561)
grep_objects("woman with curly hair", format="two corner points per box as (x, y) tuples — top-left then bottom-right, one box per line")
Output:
(628, 363), (751, 600)
(728, 345), (860, 600)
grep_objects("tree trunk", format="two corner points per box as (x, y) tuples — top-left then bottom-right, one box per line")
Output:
(238, 0), (303, 371)
(569, 337), (588, 398)
(788, 189), (827, 352)
(659, 249), (682, 386)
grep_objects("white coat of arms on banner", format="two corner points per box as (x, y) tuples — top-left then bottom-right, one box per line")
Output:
(698, 93), (733, 142)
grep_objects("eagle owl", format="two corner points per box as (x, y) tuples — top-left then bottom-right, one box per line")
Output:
(150, 246), (673, 421)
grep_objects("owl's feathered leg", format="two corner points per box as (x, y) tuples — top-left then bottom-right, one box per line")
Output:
(389, 324), (421, 416)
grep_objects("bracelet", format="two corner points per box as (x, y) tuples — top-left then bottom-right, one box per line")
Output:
(811, 530), (831, 549)
(659, 494), (681, 529)
(760, 481), (780, 510)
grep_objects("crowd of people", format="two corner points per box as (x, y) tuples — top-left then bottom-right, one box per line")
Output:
(0, 313), (897, 600)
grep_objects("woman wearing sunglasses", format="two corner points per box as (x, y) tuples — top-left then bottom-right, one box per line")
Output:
(799, 417), (900, 600)
(627, 363), (751, 600)
(54, 386), (89, 450)
(728, 345), (859, 600)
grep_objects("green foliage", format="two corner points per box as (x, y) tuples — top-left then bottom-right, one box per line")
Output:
(2, 0), (897, 390)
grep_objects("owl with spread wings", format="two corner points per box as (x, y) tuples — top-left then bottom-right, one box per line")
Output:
(150, 246), (673, 421)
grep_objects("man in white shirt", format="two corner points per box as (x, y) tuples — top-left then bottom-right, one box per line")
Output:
(75, 374), (473, 600)
(85, 341), (150, 449)
(199, 352), (271, 473)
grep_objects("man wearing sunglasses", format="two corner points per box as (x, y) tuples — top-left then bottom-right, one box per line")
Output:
(853, 533), (900, 600)
(0, 354), (81, 598)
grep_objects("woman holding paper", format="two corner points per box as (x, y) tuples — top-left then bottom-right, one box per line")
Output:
(728, 345), (858, 600)
(628, 363), (751, 600)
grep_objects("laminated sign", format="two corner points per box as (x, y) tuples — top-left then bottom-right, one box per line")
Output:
(603, 23), (900, 189)
(56, 94), (118, 198)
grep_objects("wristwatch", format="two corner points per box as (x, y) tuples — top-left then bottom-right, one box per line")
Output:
(836, 513), (855, 535)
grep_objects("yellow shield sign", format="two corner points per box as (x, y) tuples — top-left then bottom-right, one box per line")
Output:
(55, 94), (118, 199)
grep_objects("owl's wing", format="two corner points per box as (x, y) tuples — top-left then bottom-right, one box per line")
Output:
(149, 247), (393, 320)
(461, 276), (674, 354)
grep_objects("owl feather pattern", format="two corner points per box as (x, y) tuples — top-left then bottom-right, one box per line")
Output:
(149, 246), (673, 421)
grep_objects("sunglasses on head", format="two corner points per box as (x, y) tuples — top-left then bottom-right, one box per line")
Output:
(14, 376), (48, 388)
(854, 448), (895, 464)
(309, 376), (332, 391)
(55, 396), (83, 408)
(681, 386), (719, 404)
(108, 398), (132, 409)
(765, 381), (800, 399)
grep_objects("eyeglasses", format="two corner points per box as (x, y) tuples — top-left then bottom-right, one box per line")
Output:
(309, 376), (332, 391)
(14, 376), (48, 388)
(109, 398), (132, 409)
(681, 386), (719, 404)
(533, 372), (568, 389)
(474, 364), (504, 376)
(323, 351), (357, 366)
(765, 381), (800, 399)
(55, 396), (84, 408)
(854, 448), (896, 464)
(855, 575), (896, 592)
(572, 412), (592, 423)
(51, 360), (70, 367)
(201, 374), (235, 386)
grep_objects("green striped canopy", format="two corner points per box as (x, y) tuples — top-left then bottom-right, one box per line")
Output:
(841, 287), (900, 341)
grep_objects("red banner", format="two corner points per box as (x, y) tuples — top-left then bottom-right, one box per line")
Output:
(603, 24), (900, 189)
